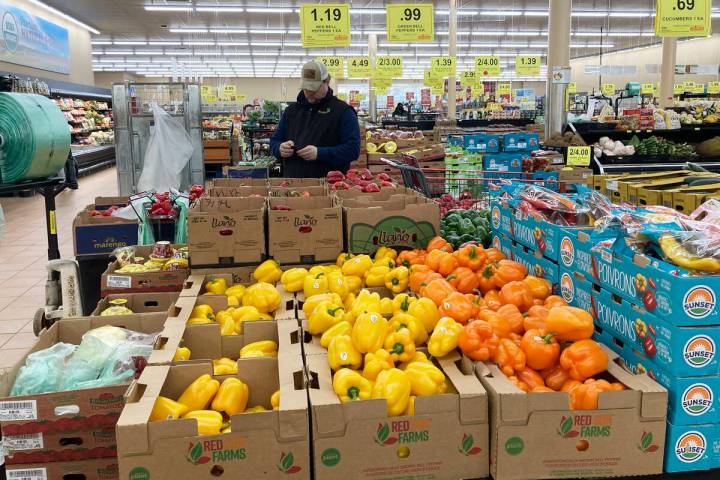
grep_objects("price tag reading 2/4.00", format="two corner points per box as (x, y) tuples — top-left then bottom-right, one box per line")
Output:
(348, 57), (371, 78)
(430, 56), (456, 77)
(386, 4), (434, 43)
(475, 56), (500, 77)
(375, 56), (403, 78)
(567, 146), (592, 166)
(300, 4), (350, 48)
(515, 56), (541, 76)
(317, 57), (344, 78)
(654, 0), (711, 37)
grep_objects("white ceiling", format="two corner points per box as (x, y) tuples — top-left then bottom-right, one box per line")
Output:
(44, 0), (720, 79)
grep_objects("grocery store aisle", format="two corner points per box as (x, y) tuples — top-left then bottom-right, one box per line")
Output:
(0, 167), (118, 368)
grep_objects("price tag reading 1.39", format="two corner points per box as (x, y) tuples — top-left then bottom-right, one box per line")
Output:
(475, 56), (501, 77)
(430, 56), (456, 77)
(386, 4), (434, 43)
(375, 56), (403, 78)
(515, 56), (541, 76)
(654, 0), (711, 37)
(300, 4), (350, 48)
(348, 57), (371, 78)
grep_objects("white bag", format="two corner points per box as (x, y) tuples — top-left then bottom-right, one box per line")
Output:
(137, 103), (193, 192)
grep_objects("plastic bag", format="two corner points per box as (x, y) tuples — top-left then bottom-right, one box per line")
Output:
(136, 103), (193, 193)
(10, 343), (76, 396)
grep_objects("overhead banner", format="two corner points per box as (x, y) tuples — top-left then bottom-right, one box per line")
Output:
(300, 3), (350, 47)
(0, 2), (69, 74)
(348, 57), (371, 78)
(475, 56), (501, 77)
(386, 4), (434, 43)
(654, 0), (711, 37)
(317, 56), (344, 78)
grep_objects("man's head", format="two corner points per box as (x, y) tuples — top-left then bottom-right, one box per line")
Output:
(301, 60), (331, 103)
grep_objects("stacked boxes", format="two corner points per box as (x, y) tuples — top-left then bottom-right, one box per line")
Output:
(73, 196), (137, 257)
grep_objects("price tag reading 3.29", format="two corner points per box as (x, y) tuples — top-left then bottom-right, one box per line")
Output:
(386, 4), (434, 43)
(300, 4), (350, 48)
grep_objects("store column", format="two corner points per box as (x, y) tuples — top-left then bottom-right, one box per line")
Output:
(659, 37), (677, 108)
(545, 0), (571, 140)
(447, 0), (457, 122)
(369, 33), (378, 122)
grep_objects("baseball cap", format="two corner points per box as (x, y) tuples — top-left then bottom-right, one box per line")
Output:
(301, 60), (329, 91)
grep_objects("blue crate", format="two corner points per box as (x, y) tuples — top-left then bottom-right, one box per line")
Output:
(502, 133), (540, 152)
(463, 133), (501, 153)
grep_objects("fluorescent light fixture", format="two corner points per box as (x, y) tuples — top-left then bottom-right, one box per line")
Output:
(218, 41), (248, 46)
(196, 51), (222, 55)
(436, 9), (479, 16)
(528, 43), (549, 48)
(168, 51), (194, 56)
(185, 41), (215, 45)
(114, 40), (147, 45)
(196, 6), (245, 12)
(178, 60), (202, 63)
(572, 12), (606, 17)
(169, 28), (208, 33)
(91, 40), (112, 45)
(641, 32), (656, 36)
(248, 29), (286, 34)
(287, 29), (302, 34)
(608, 12), (651, 17)
(501, 42), (529, 47)
(149, 41), (182, 45)
(105, 51), (133, 55)
(362, 29), (386, 35)
(144, 5), (193, 12)
(26, 0), (100, 33)
(574, 32), (603, 37)
(211, 28), (247, 33)
(251, 52), (282, 56)
(571, 43), (614, 48)
(524, 11), (549, 16)
(480, 11), (522, 16)
(135, 50), (164, 55)
(246, 7), (294, 13)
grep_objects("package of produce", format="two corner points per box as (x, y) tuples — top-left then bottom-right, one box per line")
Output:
(439, 208), (491, 249)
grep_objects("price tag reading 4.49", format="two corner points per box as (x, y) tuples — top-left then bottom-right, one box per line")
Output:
(375, 56), (403, 78)
(386, 4), (434, 43)
(430, 56), (456, 77)
(475, 56), (500, 77)
(654, 0), (711, 37)
(567, 146), (592, 167)
(317, 57), (344, 78)
(348, 57), (371, 78)
(515, 56), (540, 76)
(300, 4), (350, 48)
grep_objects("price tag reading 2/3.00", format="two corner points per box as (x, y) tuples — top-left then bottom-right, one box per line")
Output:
(300, 4), (350, 48)
(475, 56), (500, 77)
(375, 56), (403, 78)
(654, 0), (711, 37)
(317, 57), (344, 78)
(348, 57), (371, 78)
(386, 4), (434, 43)
(430, 56), (456, 77)
(567, 146), (592, 166)
(515, 56), (540, 76)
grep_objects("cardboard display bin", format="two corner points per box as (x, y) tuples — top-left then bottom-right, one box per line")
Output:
(73, 196), (137, 257)
(100, 245), (189, 296)
(91, 292), (179, 317)
(5, 457), (119, 480)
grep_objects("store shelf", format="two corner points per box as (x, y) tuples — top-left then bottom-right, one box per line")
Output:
(72, 126), (113, 135)
(381, 118), (536, 129)
(569, 122), (720, 145)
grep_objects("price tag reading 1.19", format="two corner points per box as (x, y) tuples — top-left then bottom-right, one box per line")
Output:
(515, 56), (541, 76)
(430, 56), (456, 77)
(317, 57), (344, 78)
(475, 56), (501, 77)
(654, 0), (711, 37)
(375, 56), (403, 78)
(386, 4), (434, 43)
(347, 57), (371, 78)
(300, 3), (350, 48)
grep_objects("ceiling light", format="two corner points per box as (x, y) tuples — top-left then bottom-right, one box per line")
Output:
(248, 29), (286, 34)
(524, 11), (549, 16)
(196, 6), (245, 12)
(608, 12), (651, 17)
(169, 28), (208, 33)
(574, 32), (603, 37)
(105, 51), (133, 55)
(114, 40), (147, 45)
(91, 40), (112, 45)
(480, 11), (522, 16)
(184, 41), (215, 45)
(572, 12), (606, 17)
(144, 5), (193, 12)
(211, 28), (247, 33)
(149, 41), (183, 45)
(641, 32), (656, 36)
(26, 0), (100, 33)
(571, 43), (614, 48)
(287, 29), (301, 34)
(349, 8), (386, 14)
(136, 50), (164, 55)
(246, 7), (294, 13)
(218, 41), (248, 46)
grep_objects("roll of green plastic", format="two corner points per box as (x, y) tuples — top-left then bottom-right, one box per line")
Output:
(0, 92), (70, 184)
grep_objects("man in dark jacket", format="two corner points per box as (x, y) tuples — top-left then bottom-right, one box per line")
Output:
(270, 60), (361, 178)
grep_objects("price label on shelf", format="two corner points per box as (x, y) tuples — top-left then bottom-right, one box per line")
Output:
(673, 83), (685, 94)
(317, 56), (344, 78)
(300, 3), (350, 47)
(683, 80), (696, 91)
(497, 83), (511, 95)
(601, 83), (616, 96)
(375, 56), (403, 78)
(475, 56), (501, 77)
(693, 83), (706, 94)
(567, 82), (577, 93)
(348, 57), (371, 78)
(515, 55), (541, 76)
(654, 0), (711, 37)
(708, 81), (720, 94)
(567, 146), (592, 167)
(460, 70), (479, 87)
(641, 83), (656, 94)
(430, 56), (456, 77)
(386, 4), (434, 42)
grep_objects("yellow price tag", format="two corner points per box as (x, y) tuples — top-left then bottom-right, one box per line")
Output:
(317, 56), (344, 78)
(567, 82), (577, 93)
(300, 4), (350, 48)
(567, 146), (592, 167)
(673, 83), (684, 95)
(475, 56), (500, 77)
(430, 56), (456, 77)
(373, 77), (392, 92)
(654, 0), (711, 37)
(375, 56), (403, 78)
(693, 83), (706, 94)
(222, 85), (237, 95)
(515, 56), (541, 76)
(683, 81), (695, 90)
(641, 83), (656, 95)
(708, 82), (720, 94)
(237, 95), (246, 104)
(497, 83), (511, 95)
(338, 92), (347, 102)
(460, 71), (479, 87)
(601, 84), (616, 96)
(473, 83), (485, 95)
(201, 85), (214, 96)
(431, 83), (444, 95)
(204, 95), (218, 103)
(386, 4), (434, 43)
(375, 86), (388, 96)
(424, 69), (439, 86)
(348, 57), (371, 78)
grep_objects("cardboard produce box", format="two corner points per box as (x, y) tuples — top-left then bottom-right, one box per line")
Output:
(268, 185), (327, 197)
(5, 457), (119, 480)
(269, 177), (325, 187)
(91, 291), (179, 316)
(401, 143), (446, 163)
(547, 165), (593, 187)
(267, 196), (343, 264)
(117, 355), (310, 480)
(188, 197), (266, 267)
(367, 152), (404, 165)
(213, 178), (269, 187)
(670, 183), (720, 213)
(100, 245), (189, 296)
(307, 351), (488, 480)
(343, 193), (439, 254)
(73, 196), (137, 257)
(476, 346), (667, 480)
(189, 266), (258, 285)
(207, 186), (268, 197)
(609, 170), (690, 203)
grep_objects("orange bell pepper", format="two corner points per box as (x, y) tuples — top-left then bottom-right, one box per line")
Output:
(492, 260), (527, 289)
(483, 289), (502, 311)
(477, 265), (497, 294)
(541, 364), (570, 391)
(458, 320), (499, 361)
(523, 305), (549, 332)
(515, 366), (545, 390)
(561, 379), (582, 393)
(409, 265), (434, 293)
(521, 329), (560, 371)
(508, 375), (530, 392)
(570, 378), (625, 410)
(455, 244), (486, 271)
(546, 306), (594, 342)
(425, 250), (458, 276)
(544, 295), (568, 309)
(438, 291), (475, 324)
(479, 308), (511, 339)
(464, 293), (482, 318)
(496, 304), (524, 335)
(524, 276), (552, 300)
(426, 236), (453, 253)
(397, 249), (426, 268)
(508, 332), (523, 347)
(498, 281), (534, 312)
(484, 248), (505, 265)
(421, 278), (456, 306)
(560, 339), (608, 381)
(447, 267), (480, 294)
(493, 338), (527, 377)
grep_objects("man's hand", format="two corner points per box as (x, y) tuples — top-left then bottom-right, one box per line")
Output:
(279, 140), (295, 158)
(296, 145), (318, 161)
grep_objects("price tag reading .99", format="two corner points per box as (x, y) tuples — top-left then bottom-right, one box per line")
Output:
(475, 56), (501, 77)
(300, 4), (350, 47)
(386, 4), (434, 43)
(347, 57), (371, 78)
(375, 56), (403, 78)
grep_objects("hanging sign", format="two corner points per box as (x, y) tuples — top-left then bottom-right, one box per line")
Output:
(375, 56), (403, 78)
(430, 56), (456, 77)
(567, 82), (577, 93)
(431, 83), (444, 95)
(386, 4), (434, 43)
(373, 77), (392, 95)
(221, 85), (237, 96)
(515, 56), (541, 76)
(424, 69), (439, 86)
(460, 71), (479, 87)
(204, 95), (218, 103)
(654, 0), (711, 37)
(497, 83), (511, 96)
(641, 83), (656, 94)
(673, 83), (685, 94)
(683, 81), (696, 91)
(567, 146), (592, 167)
(601, 83), (616, 96)
(708, 81), (720, 94)
(317, 56), (344, 78)
(348, 57), (371, 78)
(473, 83), (485, 95)
(300, 3), (350, 47)
(475, 56), (501, 77)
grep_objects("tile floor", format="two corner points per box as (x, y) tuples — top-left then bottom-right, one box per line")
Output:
(0, 167), (118, 368)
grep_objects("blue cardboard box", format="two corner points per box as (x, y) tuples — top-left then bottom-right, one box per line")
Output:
(502, 132), (540, 152)
(559, 269), (594, 312)
(512, 242), (559, 286)
(483, 153), (524, 173)
(463, 133), (500, 153)
(489, 200), (513, 237)
(664, 422), (720, 472)
(490, 232), (514, 260)
(73, 198), (139, 257)
(558, 230), (612, 280)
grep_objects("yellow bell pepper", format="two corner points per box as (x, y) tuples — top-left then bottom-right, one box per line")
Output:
(307, 301), (344, 335)
(384, 327), (416, 363)
(343, 292), (356, 311)
(302, 292), (343, 319)
(213, 357), (238, 375)
(220, 315), (236, 336)
(172, 346), (191, 362)
(341, 254), (373, 277)
(374, 257), (396, 269)
(352, 312), (389, 354)
(327, 270), (349, 299)
(362, 348), (395, 381)
(384, 266), (409, 294)
(333, 368), (373, 402)
(210, 378), (249, 415)
(364, 265), (390, 287)
(309, 265), (329, 276)
(344, 275), (363, 294)
(427, 317), (463, 358)
(215, 309), (233, 324)
(183, 410), (223, 435)
(372, 368), (411, 417)
(188, 316), (214, 325)
(280, 267), (308, 293)
(242, 282), (281, 313)
(320, 320), (353, 348)
(328, 335), (362, 371)
(399, 351), (433, 370)
(191, 304), (214, 322)
(405, 395), (416, 416)
(390, 313), (428, 346)
(177, 374), (220, 411)
(227, 295), (240, 306)
(205, 277), (227, 295)
(239, 340), (278, 358)
(379, 297), (393, 316)
(409, 297), (441, 333)
(304, 272), (329, 297)
(374, 246), (398, 262)
(221, 426), (231, 434)
(392, 293), (416, 314)
(231, 306), (267, 334)
(405, 361), (447, 396)
(337, 252), (354, 267)
(253, 259), (282, 284)
(225, 284), (246, 300)
(350, 290), (382, 318)
(271, 390), (280, 410)
(325, 264), (340, 273)
(244, 405), (266, 413)
(150, 396), (188, 421)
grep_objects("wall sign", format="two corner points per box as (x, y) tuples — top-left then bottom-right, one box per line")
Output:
(300, 4), (350, 47)
(386, 4), (434, 43)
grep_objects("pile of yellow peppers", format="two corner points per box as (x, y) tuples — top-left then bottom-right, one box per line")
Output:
(172, 340), (278, 366)
(150, 373), (281, 435)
